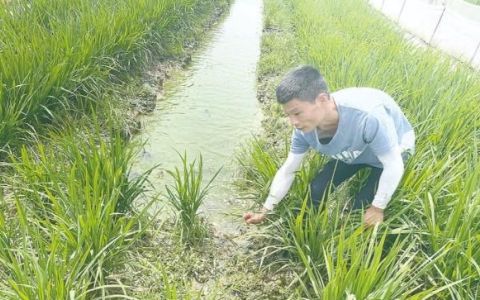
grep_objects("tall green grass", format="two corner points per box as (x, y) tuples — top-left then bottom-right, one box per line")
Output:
(0, 0), (227, 150)
(240, 0), (480, 298)
(0, 125), (153, 298)
(0, 0), (230, 297)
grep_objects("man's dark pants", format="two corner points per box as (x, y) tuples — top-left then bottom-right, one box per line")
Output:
(310, 160), (383, 210)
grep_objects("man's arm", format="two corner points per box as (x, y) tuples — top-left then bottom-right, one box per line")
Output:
(364, 145), (404, 225)
(244, 151), (306, 224)
(372, 145), (404, 209)
(264, 151), (306, 210)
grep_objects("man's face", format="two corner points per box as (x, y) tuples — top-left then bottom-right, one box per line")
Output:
(282, 97), (323, 133)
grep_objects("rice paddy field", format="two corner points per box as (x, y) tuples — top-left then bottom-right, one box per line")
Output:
(245, 0), (480, 298)
(0, 0), (231, 298)
(1, 0), (479, 299)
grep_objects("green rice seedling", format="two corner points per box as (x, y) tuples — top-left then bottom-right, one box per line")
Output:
(285, 153), (328, 210)
(269, 198), (451, 299)
(301, 227), (445, 299)
(410, 160), (480, 299)
(284, 196), (346, 265)
(165, 152), (221, 245)
(0, 215), (92, 299)
(0, 125), (153, 298)
(235, 137), (286, 206)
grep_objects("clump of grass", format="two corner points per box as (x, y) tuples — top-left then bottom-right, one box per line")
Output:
(0, 125), (153, 299)
(165, 152), (221, 245)
(270, 198), (453, 299)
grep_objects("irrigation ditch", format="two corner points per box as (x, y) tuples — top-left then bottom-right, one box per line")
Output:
(116, 0), (293, 298)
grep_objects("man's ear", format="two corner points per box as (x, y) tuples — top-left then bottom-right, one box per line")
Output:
(315, 92), (329, 104)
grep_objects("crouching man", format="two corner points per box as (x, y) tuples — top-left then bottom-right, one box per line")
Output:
(244, 65), (415, 226)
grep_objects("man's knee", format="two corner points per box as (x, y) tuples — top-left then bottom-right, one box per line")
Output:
(309, 160), (340, 208)
(309, 178), (333, 208)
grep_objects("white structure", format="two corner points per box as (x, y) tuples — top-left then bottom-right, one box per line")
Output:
(370, 0), (480, 69)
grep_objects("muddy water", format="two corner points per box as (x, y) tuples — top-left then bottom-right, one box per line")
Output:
(135, 0), (263, 234)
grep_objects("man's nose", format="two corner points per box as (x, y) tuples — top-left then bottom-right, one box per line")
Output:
(288, 116), (299, 127)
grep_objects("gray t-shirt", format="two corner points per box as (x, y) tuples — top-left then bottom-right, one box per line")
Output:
(290, 87), (414, 168)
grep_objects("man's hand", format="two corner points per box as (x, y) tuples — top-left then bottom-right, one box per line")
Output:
(243, 207), (270, 225)
(364, 205), (384, 227)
